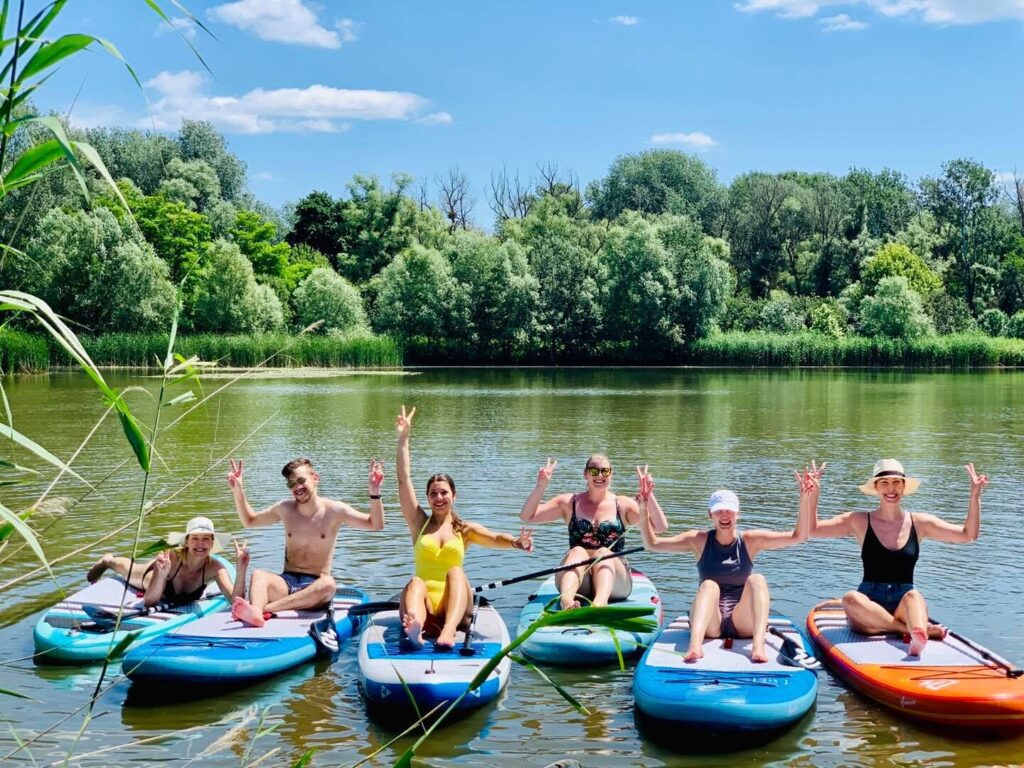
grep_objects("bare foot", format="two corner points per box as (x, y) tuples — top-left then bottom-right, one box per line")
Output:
(402, 615), (424, 649)
(751, 646), (769, 664)
(908, 626), (928, 656)
(927, 623), (947, 641)
(684, 648), (703, 663)
(231, 597), (266, 627)
(559, 595), (581, 611)
(87, 554), (114, 584)
(435, 628), (457, 650)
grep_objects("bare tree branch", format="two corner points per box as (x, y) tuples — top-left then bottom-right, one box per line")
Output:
(436, 167), (474, 232)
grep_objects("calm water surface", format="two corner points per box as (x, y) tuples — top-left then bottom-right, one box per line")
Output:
(0, 369), (1022, 767)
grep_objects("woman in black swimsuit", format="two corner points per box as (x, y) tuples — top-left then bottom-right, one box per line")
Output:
(811, 459), (986, 656)
(520, 456), (663, 610)
(87, 516), (249, 607)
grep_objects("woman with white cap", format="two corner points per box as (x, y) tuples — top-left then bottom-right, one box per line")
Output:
(86, 516), (249, 608)
(810, 459), (987, 656)
(637, 467), (819, 663)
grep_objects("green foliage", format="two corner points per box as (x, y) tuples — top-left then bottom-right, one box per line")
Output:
(658, 220), (733, 340)
(927, 292), (976, 334)
(1007, 311), (1024, 339)
(810, 299), (847, 338)
(133, 192), (212, 281)
(977, 307), (1008, 337)
(841, 168), (917, 239)
(158, 157), (221, 212)
(861, 242), (942, 298)
(191, 240), (285, 333)
(177, 120), (247, 201)
(0, 328), (49, 372)
(372, 243), (461, 341)
(292, 267), (367, 333)
(859, 276), (934, 339)
(82, 127), (181, 195)
(757, 290), (805, 333)
(231, 210), (289, 276)
(442, 230), (539, 361)
(587, 149), (725, 231)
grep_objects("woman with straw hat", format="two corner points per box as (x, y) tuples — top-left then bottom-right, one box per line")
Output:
(86, 516), (249, 608)
(810, 459), (988, 656)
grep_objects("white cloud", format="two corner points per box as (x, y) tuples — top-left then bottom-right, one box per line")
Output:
(819, 13), (870, 29)
(415, 111), (453, 126)
(141, 70), (438, 134)
(209, 0), (344, 48)
(252, 171), (275, 181)
(155, 16), (197, 40)
(67, 104), (134, 129)
(335, 18), (358, 43)
(735, 0), (1024, 24)
(610, 15), (641, 25)
(650, 131), (719, 150)
(994, 171), (1018, 185)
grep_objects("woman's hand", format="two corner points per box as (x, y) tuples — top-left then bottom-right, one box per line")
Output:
(636, 465), (654, 500)
(227, 458), (244, 489)
(396, 405), (416, 441)
(369, 458), (385, 494)
(795, 460), (826, 495)
(536, 458), (557, 487)
(965, 463), (988, 496)
(233, 539), (250, 569)
(513, 526), (534, 553)
(153, 550), (171, 575)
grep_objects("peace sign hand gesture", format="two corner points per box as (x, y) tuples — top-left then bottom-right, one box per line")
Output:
(227, 459), (244, 489)
(635, 465), (654, 501)
(965, 463), (988, 496)
(536, 458), (557, 487)
(369, 458), (385, 494)
(233, 539), (250, 568)
(396, 405), (416, 441)
(513, 526), (534, 553)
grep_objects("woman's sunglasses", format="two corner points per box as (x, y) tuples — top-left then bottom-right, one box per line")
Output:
(585, 467), (612, 478)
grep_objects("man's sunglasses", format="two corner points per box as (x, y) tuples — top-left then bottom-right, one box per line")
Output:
(286, 476), (310, 489)
(585, 467), (612, 478)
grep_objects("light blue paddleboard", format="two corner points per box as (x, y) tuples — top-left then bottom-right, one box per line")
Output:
(358, 603), (511, 715)
(516, 570), (664, 665)
(633, 613), (818, 732)
(33, 557), (233, 665)
(122, 586), (368, 686)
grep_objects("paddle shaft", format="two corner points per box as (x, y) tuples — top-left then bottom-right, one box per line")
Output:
(474, 546), (644, 594)
(930, 617), (1023, 678)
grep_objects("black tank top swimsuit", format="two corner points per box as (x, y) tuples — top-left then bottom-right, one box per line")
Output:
(861, 515), (919, 584)
(163, 558), (208, 606)
(567, 495), (626, 553)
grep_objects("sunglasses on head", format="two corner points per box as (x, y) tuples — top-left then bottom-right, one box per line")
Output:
(585, 467), (612, 478)
(286, 476), (310, 489)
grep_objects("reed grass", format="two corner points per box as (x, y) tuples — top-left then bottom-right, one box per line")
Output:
(0, 329), (50, 373)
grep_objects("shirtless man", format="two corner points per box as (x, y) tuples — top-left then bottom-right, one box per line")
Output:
(227, 456), (385, 627)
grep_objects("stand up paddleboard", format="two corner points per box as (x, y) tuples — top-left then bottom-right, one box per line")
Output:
(808, 600), (1024, 730)
(358, 602), (511, 717)
(633, 613), (818, 733)
(516, 571), (663, 665)
(33, 558), (233, 664)
(122, 586), (369, 686)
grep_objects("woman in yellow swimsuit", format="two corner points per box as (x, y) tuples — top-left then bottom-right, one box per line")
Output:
(396, 405), (533, 649)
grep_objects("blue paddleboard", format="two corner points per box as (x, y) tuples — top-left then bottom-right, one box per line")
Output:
(122, 586), (368, 686)
(633, 613), (818, 732)
(516, 570), (663, 665)
(358, 603), (511, 715)
(33, 557), (233, 664)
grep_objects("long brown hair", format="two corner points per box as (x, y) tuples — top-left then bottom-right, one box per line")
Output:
(425, 473), (466, 535)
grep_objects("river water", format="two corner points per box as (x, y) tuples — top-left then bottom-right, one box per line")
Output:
(0, 368), (1021, 767)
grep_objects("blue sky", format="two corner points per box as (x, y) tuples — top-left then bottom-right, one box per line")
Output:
(40, 1), (1024, 222)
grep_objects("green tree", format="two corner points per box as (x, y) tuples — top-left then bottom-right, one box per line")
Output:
(134, 193), (213, 281)
(927, 292), (976, 334)
(158, 157), (222, 212)
(842, 168), (917, 239)
(859, 276), (934, 338)
(587, 149), (725, 232)
(726, 172), (797, 296)
(82, 127), (181, 195)
(758, 290), (805, 333)
(190, 240), (284, 333)
(292, 267), (367, 333)
(861, 242), (942, 298)
(978, 308), (1008, 337)
(372, 243), (463, 341)
(230, 210), (289, 277)
(657, 217), (733, 341)
(177, 120), (247, 201)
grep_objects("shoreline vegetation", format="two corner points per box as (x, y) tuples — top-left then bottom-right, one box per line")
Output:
(4, 328), (1024, 372)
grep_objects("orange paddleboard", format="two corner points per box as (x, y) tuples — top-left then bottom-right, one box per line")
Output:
(807, 600), (1024, 729)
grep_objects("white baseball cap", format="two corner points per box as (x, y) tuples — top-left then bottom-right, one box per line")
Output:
(708, 489), (740, 514)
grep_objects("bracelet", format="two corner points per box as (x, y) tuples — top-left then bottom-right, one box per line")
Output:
(369, 494), (382, 500)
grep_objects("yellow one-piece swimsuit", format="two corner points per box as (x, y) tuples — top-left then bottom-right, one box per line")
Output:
(414, 530), (465, 614)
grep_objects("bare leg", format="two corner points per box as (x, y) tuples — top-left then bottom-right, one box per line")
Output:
(686, 580), (722, 663)
(265, 576), (335, 613)
(232, 570), (287, 627)
(554, 546), (590, 610)
(729, 574), (770, 663)
(400, 577), (429, 649)
(435, 567), (471, 649)
(589, 550), (632, 607)
(894, 590), (929, 656)
(88, 554), (152, 588)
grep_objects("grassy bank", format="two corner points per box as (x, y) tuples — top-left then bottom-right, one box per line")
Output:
(4, 329), (1024, 372)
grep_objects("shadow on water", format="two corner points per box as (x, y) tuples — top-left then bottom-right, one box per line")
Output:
(634, 707), (816, 754)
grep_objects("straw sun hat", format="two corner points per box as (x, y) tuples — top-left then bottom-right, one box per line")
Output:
(165, 516), (231, 553)
(858, 459), (921, 496)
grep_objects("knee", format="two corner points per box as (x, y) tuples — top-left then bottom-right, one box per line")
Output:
(697, 580), (720, 598)
(405, 576), (426, 594)
(903, 589), (924, 606)
(748, 573), (768, 592)
(313, 576), (336, 601)
(841, 590), (862, 610)
(251, 570), (269, 586)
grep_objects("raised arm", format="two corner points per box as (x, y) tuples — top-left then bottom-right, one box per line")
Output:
(638, 493), (703, 554)
(636, 466), (669, 533)
(396, 406), (427, 539)
(214, 539), (249, 600)
(519, 458), (571, 524)
(915, 463), (986, 544)
(464, 522), (534, 552)
(337, 459), (386, 531)
(745, 463), (824, 556)
(227, 459), (284, 528)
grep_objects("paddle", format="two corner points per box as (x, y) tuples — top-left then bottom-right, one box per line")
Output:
(929, 617), (1023, 679)
(82, 603), (160, 628)
(348, 546), (645, 618)
(309, 611), (340, 656)
(769, 626), (822, 671)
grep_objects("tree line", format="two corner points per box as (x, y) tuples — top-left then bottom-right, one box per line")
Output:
(2, 118), (1023, 363)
